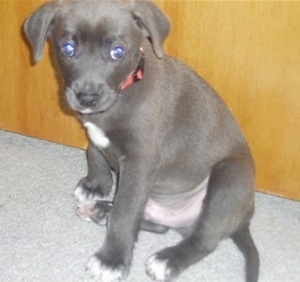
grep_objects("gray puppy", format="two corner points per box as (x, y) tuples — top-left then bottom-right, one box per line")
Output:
(24, 0), (259, 281)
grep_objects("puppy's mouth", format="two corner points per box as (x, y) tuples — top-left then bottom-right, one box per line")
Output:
(65, 85), (118, 114)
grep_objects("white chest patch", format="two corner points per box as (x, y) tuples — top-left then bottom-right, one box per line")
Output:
(84, 122), (110, 148)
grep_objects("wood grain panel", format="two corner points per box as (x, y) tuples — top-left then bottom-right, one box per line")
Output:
(154, 0), (300, 200)
(0, 0), (87, 148)
(0, 1), (299, 200)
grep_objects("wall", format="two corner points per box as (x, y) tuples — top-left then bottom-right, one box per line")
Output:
(0, 1), (299, 200)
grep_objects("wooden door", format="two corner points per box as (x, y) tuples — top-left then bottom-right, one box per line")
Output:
(0, 0), (299, 200)
(0, 0), (86, 147)
(154, 0), (300, 200)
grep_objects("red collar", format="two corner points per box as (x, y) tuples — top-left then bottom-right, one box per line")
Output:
(120, 57), (145, 91)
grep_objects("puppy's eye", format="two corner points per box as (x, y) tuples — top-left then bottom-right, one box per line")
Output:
(110, 46), (125, 60)
(62, 43), (75, 57)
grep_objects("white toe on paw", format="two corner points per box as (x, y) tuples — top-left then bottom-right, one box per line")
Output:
(74, 185), (89, 202)
(87, 256), (124, 282)
(146, 254), (171, 281)
(74, 185), (106, 202)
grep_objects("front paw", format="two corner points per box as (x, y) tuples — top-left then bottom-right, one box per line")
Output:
(74, 177), (112, 202)
(75, 200), (112, 225)
(87, 255), (128, 282)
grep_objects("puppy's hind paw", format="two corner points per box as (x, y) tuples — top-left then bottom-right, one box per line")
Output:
(145, 254), (174, 282)
(87, 255), (128, 282)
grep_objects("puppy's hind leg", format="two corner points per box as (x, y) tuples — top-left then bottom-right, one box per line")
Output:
(146, 156), (258, 282)
(140, 220), (169, 234)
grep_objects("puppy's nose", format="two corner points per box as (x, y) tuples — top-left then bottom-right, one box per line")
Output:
(76, 92), (99, 107)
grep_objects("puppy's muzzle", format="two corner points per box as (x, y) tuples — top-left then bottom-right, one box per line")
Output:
(66, 81), (117, 114)
(77, 92), (100, 107)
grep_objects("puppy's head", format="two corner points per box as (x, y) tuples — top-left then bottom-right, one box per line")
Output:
(24, 0), (170, 114)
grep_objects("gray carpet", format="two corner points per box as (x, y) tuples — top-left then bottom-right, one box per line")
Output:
(0, 130), (299, 282)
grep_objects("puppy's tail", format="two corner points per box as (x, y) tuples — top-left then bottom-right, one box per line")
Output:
(231, 224), (260, 282)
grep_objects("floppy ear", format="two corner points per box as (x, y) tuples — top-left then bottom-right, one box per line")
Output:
(131, 1), (170, 59)
(23, 2), (59, 63)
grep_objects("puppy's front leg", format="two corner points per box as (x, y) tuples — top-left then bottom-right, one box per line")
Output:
(87, 157), (154, 281)
(74, 143), (114, 202)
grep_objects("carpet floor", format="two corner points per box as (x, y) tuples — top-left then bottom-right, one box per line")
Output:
(0, 130), (299, 282)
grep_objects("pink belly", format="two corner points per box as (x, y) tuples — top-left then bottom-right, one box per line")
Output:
(143, 176), (209, 228)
